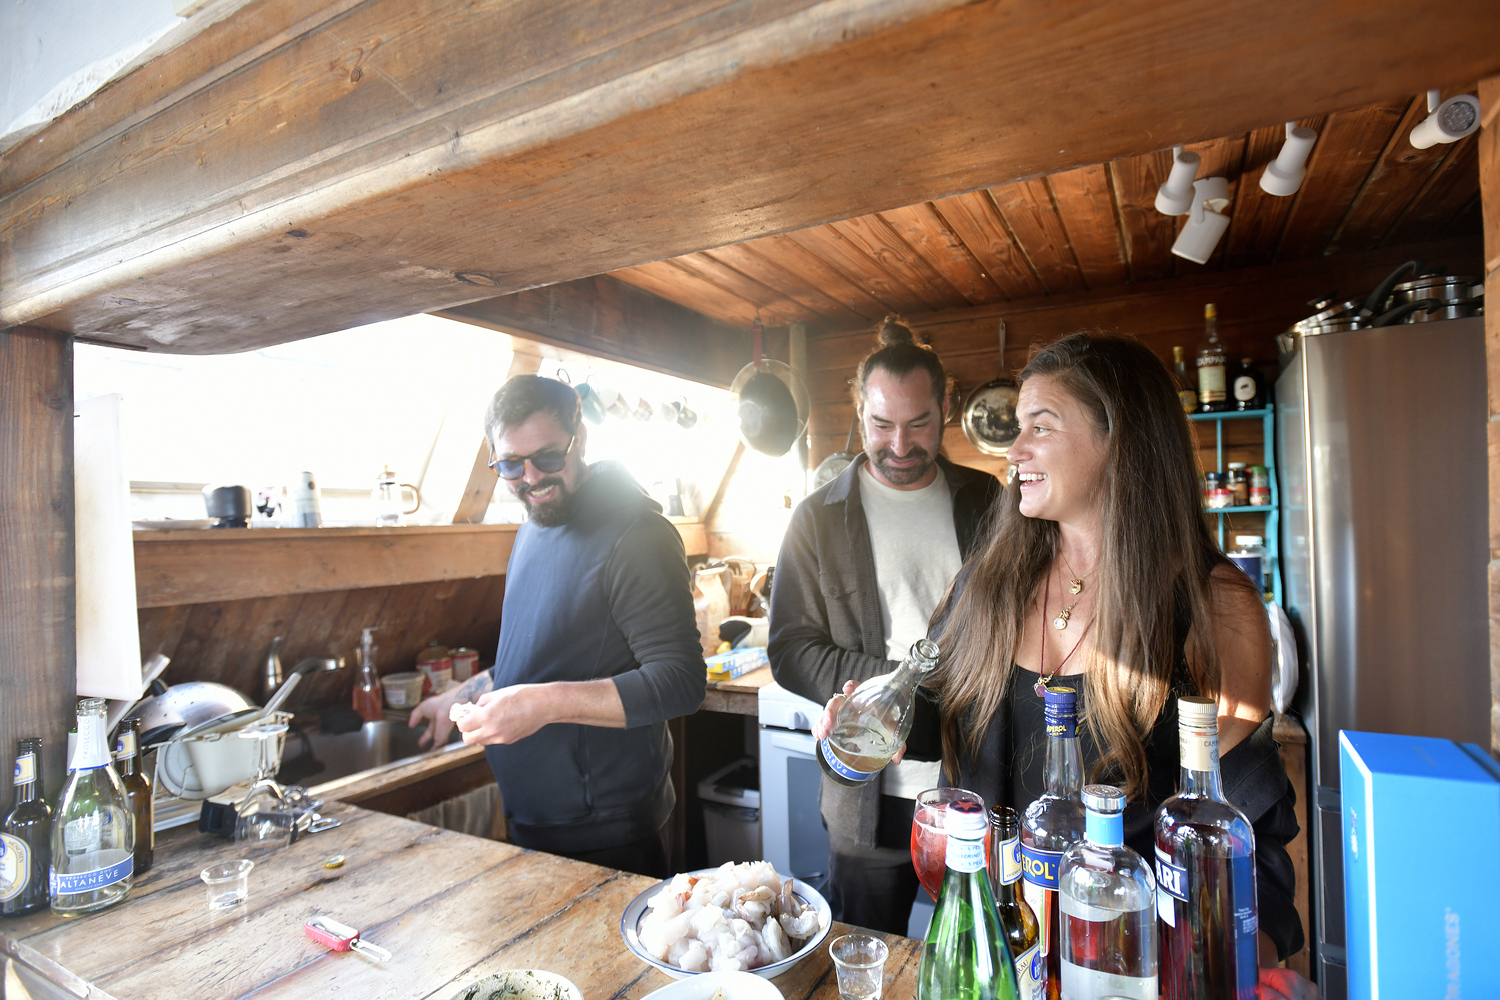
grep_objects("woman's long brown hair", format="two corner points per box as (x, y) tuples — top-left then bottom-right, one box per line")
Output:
(931, 332), (1246, 798)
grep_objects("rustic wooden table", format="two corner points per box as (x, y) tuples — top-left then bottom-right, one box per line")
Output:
(1, 803), (919, 999)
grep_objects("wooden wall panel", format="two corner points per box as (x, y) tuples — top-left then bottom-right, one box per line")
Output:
(0, 327), (74, 809)
(1479, 74), (1500, 757)
(138, 576), (508, 708)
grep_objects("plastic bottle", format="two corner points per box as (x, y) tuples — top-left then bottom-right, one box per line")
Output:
(353, 627), (383, 723)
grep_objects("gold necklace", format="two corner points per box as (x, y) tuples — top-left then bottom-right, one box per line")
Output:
(1060, 549), (1091, 596)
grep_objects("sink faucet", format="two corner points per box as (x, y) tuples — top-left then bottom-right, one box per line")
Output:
(263, 636), (345, 706)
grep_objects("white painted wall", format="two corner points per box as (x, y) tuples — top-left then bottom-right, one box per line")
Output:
(1, 0), (193, 148)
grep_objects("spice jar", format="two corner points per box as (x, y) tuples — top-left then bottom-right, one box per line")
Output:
(1226, 462), (1248, 506)
(1249, 465), (1271, 506)
(1204, 472), (1232, 509)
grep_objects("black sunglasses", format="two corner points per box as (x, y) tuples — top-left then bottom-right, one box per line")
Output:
(488, 434), (575, 481)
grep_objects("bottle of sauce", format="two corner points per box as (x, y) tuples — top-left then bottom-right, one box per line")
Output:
(353, 627), (383, 723)
(1196, 304), (1229, 413)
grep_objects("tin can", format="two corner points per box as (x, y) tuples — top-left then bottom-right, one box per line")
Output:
(1249, 465), (1271, 506)
(449, 648), (479, 682)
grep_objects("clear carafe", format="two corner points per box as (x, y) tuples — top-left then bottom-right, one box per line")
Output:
(1059, 785), (1158, 999)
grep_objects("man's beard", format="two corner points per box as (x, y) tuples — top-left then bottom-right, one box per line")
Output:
(515, 476), (575, 526)
(870, 444), (935, 486)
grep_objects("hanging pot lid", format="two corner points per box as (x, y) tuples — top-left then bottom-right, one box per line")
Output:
(961, 320), (1021, 457)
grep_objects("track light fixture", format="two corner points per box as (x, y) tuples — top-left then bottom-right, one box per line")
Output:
(1155, 146), (1202, 215)
(1259, 122), (1318, 197)
(1409, 89), (1480, 149)
(1171, 177), (1231, 264)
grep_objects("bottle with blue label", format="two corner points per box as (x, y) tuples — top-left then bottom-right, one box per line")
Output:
(50, 699), (134, 917)
(1021, 685), (1086, 1000)
(817, 639), (939, 787)
(2, 737), (52, 916)
(1059, 784), (1158, 999)
(987, 806), (1044, 1000)
(1154, 696), (1258, 1000)
(918, 798), (1019, 1000)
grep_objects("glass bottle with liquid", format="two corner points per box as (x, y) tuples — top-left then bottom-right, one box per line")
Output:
(988, 806), (1044, 1000)
(113, 719), (153, 875)
(919, 798), (1020, 1000)
(1196, 304), (1229, 413)
(1021, 685), (1087, 1000)
(1155, 697), (1259, 1000)
(51, 699), (134, 916)
(1171, 346), (1198, 415)
(1, 738), (53, 916)
(1058, 784), (1158, 999)
(353, 627), (383, 723)
(817, 639), (939, 787)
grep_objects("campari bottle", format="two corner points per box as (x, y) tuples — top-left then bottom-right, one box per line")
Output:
(1155, 696), (1259, 1000)
(51, 699), (134, 916)
(818, 639), (938, 787)
(1058, 785), (1158, 999)
(1021, 685), (1086, 1000)
(918, 798), (1019, 1000)
(988, 805), (1043, 1000)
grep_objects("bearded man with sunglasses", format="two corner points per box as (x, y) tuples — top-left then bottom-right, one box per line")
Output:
(409, 375), (705, 877)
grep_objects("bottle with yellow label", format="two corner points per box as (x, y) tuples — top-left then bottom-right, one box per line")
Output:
(1196, 304), (1229, 413)
(989, 805), (1044, 999)
(2, 738), (52, 916)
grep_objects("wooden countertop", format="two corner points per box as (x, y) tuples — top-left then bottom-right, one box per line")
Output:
(700, 665), (775, 716)
(0, 805), (918, 999)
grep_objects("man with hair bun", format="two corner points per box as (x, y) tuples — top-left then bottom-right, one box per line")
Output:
(768, 316), (1000, 933)
(409, 374), (705, 878)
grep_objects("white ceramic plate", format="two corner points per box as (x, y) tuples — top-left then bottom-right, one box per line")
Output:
(620, 870), (831, 980)
(640, 970), (784, 1000)
(448, 969), (583, 1000)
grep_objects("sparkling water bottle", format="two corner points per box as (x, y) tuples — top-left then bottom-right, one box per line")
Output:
(1058, 785), (1158, 999)
(1021, 684), (1086, 999)
(919, 798), (1020, 1000)
(1155, 696), (1259, 1000)
(51, 699), (134, 916)
(818, 639), (939, 787)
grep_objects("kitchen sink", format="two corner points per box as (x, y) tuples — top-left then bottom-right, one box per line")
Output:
(277, 717), (465, 787)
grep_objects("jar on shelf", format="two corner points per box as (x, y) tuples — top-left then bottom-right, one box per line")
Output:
(1226, 462), (1249, 506)
(1204, 472), (1232, 509)
(1249, 465), (1271, 506)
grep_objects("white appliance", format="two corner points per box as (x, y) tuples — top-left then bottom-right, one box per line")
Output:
(756, 680), (829, 892)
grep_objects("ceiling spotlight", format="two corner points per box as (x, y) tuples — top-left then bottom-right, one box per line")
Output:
(1171, 177), (1231, 264)
(1155, 146), (1202, 215)
(1410, 89), (1480, 149)
(1259, 122), (1318, 197)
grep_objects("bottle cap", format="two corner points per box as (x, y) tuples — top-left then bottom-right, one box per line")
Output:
(1043, 685), (1079, 737)
(1227, 462), (1247, 470)
(1178, 696), (1218, 727)
(1081, 784), (1126, 814)
(1234, 535), (1263, 546)
(944, 798), (988, 839)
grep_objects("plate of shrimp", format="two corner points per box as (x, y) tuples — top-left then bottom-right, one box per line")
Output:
(620, 861), (831, 979)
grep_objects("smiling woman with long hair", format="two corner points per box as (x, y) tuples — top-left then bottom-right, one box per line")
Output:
(929, 332), (1305, 973)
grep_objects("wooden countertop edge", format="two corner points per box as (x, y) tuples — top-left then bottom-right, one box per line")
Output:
(309, 741), (488, 804)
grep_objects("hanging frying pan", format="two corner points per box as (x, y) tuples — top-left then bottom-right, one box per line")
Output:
(729, 318), (810, 457)
(811, 411), (861, 489)
(961, 320), (1021, 456)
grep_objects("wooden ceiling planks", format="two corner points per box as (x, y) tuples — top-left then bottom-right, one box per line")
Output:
(699, 242), (869, 329)
(1220, 117), (1327, 270)
(1047, 164), (1129, 289)
(1109, 148), (1179, 283)
(783, 225), (931, 316)
(928, 191), (1047, 301)
(827, 214), (966, 311)
(1383, 136), (1481, 249)
(987, 178), (1087, 295)
(878, 203), (1005, 307)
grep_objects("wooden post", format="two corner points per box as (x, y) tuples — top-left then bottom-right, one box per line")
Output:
(0, 327), (75, 811)
(450, 349), (543, 524)
(1481, 76), (1500, 758)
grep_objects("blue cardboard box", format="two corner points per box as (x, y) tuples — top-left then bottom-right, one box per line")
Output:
(1339, 730), (1500, 1000)
(705, 645), (769, 680)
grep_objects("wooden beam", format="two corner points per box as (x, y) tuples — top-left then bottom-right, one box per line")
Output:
(0, 327), (75, 808)
(436, 275), (748, 389)
(451, 350), (543, 524)
(1479, 74), (1500, 758)
(6, 0), (1500, 354)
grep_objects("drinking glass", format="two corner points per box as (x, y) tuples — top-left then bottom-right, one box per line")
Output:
(234, 724), (298, 848)
(829, 933), (888, 1000)
(910, 787), (985, 901)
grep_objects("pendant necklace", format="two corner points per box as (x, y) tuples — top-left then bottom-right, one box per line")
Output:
(1035, 573), (1095, 697)
(1060, 549), (1090, 596)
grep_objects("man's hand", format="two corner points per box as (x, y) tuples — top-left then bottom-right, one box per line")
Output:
(812, 679), (906, 766)
(409, 671), (494, 748)
(1258, 968), (1318, 1000)
(455, 684), (555, 746)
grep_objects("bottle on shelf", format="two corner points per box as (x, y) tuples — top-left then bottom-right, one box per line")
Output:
(918, 798), (1020, 1000)
(1196, 304), (1229, 413)
(1225, 462), (1249, 506)
(1228, 535), (1267, 597)
(1155, 696), (1260, 1000)
(1021, 685), (1087, 1000)
(1171, 347), (1198, 415)
(988, 806), (1043, 1000)
(1232, 357), (1266, 411)
(113, 719), (153, 875)
(818, 639), (939, 787)
(1, 738), (53, 916)
(1058, 784), (1158, 1000)
(353, 627), (383, 723)
(51, 699), (134, 917)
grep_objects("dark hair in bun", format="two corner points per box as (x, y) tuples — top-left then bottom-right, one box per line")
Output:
(853, 314), (951, 409)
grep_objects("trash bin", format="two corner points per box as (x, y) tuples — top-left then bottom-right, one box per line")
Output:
(697, 758), (761, 866)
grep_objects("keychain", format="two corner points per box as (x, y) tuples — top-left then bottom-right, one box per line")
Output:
(304, 916), (393, 962)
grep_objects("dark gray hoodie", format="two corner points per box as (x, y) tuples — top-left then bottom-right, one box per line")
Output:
(484, 461), (706, 852)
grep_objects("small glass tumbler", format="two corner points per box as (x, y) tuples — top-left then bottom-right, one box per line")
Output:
(201, 859), (254, 910)
(829, 933), (888, 1000)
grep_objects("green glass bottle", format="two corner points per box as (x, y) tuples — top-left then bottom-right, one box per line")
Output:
(918, 798), (1020, 1000)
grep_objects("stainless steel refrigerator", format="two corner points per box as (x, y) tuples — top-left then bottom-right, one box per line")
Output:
(1276, 314), (1490, 998)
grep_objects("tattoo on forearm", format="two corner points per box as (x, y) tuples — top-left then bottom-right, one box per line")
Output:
(455, 672), (495, 700)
